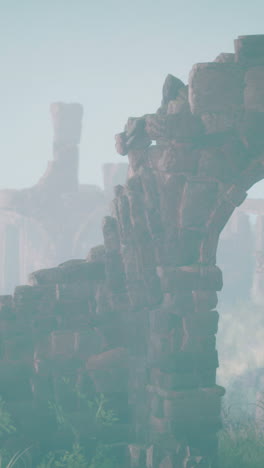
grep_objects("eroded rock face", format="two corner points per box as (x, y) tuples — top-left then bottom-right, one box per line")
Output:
(1, 34), (264, 467)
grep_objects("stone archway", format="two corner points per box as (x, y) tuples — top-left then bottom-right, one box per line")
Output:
(1, 34), (264, 468)
(113, 34), (264, 467)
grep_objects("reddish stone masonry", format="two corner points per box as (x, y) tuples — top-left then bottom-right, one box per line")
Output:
(1, 34), (264, 467)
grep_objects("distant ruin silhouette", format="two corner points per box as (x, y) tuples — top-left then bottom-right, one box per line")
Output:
(1, 34), (264, 467)
(0, 103), (127, 294)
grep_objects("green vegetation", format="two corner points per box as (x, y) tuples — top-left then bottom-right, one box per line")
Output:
(218, 398), (264, 467)
(0, 397), (16, 438)
(0, 377), (119, 467)
(217, 300), (264, 386)
(216, 299), (264, 466)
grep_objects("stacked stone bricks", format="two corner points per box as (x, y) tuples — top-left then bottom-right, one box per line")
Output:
(1, 34), (264, 467)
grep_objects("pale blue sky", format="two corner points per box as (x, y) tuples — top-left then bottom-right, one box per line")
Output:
(0, 0), (264, 196)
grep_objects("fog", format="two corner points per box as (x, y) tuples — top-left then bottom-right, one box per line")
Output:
(1, 1), (264, 466)
(1, 0), (264, 189)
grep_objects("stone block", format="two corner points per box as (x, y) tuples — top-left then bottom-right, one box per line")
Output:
(179, 178), (218, 230)
(244, 66), (264, 111)
(161, 74), (185, 107)
(115, 131), (128, 155)
(189, 63), (244, 114)
(50, 330), (76, 356)
(145, 114), (166, 140)
(50, 355), (82, 377)
(124, 117), (152, 151)
(201, 110), (242, 134)
(150, 393), (164, 418)
(125, 117), (146, 139)
(89, 367), (128, 393)
(3, 336), (33, 360)
(163, 290), (195, 314)
(165, 113), (204, 142)
(224, 184), (247, 207)
(151, 349), (219, 373)
(157, 265), (223, 292)
(102, 216), (120, 252)
(198, 133), (249, 182)
(31, 315), (58, 337)
(158, 143), (199, 174)
(146, 444), (163, 468)
(167, 86), (190, 114)
(54, 298), (92, 321)
(55, 281), (94, 301)
(235, 35), (264, 66)
(0, 360), (33, 401)
(159, 174), (186, 227)
(127, 148), (147, 172)
(147, 386), (224, 429)
(74, 328), (105, 357)
(183, 310), (219, 335)
(159, 455), (173, 468)
(148, 329), (182, 360)
(149, 309), (182, 334)
(116, 193), (132, 244)
(192, 291), (218, 313)
(237, 158), (264, 191)
(128, 444), (146, 468)
(239, 110), (264, 156)
(105, 251), (126, 292)
(14, 284), (56, 305)
(86, 347), (128, 370)
(150, 368), (200, 391)
(198, 149), (225, 181)
(29, 261), (105, 285)
(214, 53), (235, 63)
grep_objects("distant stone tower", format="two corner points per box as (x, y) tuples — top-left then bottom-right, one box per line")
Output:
(0, 103), (128, 294)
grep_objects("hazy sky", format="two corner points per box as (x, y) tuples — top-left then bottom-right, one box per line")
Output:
(1, 0), (264, 196)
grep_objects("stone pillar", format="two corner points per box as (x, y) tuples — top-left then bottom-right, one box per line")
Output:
(37, 102), (83, 192)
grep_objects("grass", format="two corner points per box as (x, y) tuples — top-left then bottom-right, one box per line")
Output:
(218, 398), (264, 467)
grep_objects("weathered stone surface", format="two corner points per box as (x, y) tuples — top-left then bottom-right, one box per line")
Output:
(179, 178), (219, 230)
(167, 86), (190, 114)
(161, 74), (185, 107)
(2, 34), (264, 466)
(158, 144), (199, 174)
(157, 265), (222, 292)
(238, 110), (264, 155)
(29, 260), (105, 285)
(86, 347), (128, 370)
(201, 110), (243, 134)
(115, 131), (129, 155)
(244, 66), (264, 111)
(145, 114), (166, 140)
(214, 52), (235, 63)
(189, 63), (244, 114)
(235, 34), (264, 66)
(165, 113), (204, 142)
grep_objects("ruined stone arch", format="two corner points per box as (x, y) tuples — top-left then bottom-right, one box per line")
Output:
(2, 35), (264, 468)
(112, 34), (264, 466)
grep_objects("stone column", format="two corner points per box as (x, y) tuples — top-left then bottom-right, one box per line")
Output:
(37, 102), (83, 193)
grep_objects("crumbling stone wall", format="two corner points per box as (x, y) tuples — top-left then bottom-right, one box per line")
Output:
(0, 104), (128, 294)
(1, 34), (264, 467)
